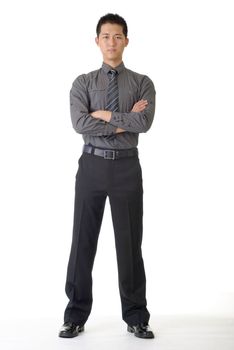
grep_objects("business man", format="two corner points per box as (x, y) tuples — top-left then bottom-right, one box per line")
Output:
(59, 13), (156, 339)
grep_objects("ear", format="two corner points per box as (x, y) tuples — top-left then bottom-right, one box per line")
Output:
(125, 37), (129, 47)
(95, 37), (99, 46)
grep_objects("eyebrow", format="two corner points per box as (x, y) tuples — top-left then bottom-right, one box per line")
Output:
(101, 33), (123, 36)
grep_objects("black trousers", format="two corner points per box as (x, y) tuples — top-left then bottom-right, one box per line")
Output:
(64, 150), (150, 326)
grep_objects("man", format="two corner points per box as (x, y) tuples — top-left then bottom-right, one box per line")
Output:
(59, 13), (156, 339)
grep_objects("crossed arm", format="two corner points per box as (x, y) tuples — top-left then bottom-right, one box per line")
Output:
(70, 74), (155, 136)
(90, 99), (148, 134)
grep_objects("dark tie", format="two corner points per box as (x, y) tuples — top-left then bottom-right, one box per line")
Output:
(105, 69), (119, 112)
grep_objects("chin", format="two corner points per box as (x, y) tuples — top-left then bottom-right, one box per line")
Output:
(106, 54), (119, 60)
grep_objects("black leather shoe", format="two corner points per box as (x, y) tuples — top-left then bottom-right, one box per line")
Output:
(58, 322), (84, 338)
(127, 323), (155, 339)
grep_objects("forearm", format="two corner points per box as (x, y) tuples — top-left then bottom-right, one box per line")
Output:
(110, 110), (154, 133)
(71, 111), (117, 136)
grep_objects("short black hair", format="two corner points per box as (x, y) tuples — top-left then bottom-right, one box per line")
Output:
(96, 13), (128, 37)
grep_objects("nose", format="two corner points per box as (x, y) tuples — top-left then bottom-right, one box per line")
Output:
(109, 37), (116, 46)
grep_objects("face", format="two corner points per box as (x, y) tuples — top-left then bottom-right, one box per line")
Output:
(95, 23), (129, 64)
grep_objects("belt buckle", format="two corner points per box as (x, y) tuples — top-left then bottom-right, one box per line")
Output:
(104, 150), (115, 160)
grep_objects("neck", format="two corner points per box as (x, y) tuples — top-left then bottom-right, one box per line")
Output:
(103, 58), (123, 68)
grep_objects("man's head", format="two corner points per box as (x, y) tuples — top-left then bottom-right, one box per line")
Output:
(96, 13), (128, 38)
(95, 13), (129, 67)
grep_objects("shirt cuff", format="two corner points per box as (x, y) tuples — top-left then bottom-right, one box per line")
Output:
(104, 121), (117, 135)
(110, 112), (125, 127)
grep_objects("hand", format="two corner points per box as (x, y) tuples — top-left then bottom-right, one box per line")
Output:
(91, 110), (112, 122)
(116, 127), (125, 133)
(131, 99), (148, 112)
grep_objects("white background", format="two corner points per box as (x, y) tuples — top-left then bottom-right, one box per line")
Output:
(0, 0), (234, 323)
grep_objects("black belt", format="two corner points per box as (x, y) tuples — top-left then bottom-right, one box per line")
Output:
(83, 145), (138, 160)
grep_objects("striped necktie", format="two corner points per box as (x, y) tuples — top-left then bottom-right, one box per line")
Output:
(105, 69), (119, 112)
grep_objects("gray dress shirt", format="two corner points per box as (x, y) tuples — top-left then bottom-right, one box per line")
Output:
(70, 62), (156, 149)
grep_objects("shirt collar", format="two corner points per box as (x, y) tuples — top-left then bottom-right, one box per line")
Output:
(102, 61), (125, 75)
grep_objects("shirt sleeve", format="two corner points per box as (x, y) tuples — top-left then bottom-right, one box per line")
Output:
(110, 75), (156, 133)
(70, 75), (117, 136)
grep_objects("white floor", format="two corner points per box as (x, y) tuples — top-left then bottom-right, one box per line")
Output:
(1, 315), (234, 350)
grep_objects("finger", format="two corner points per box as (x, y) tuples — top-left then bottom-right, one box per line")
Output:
(138, 100), (148, 105)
